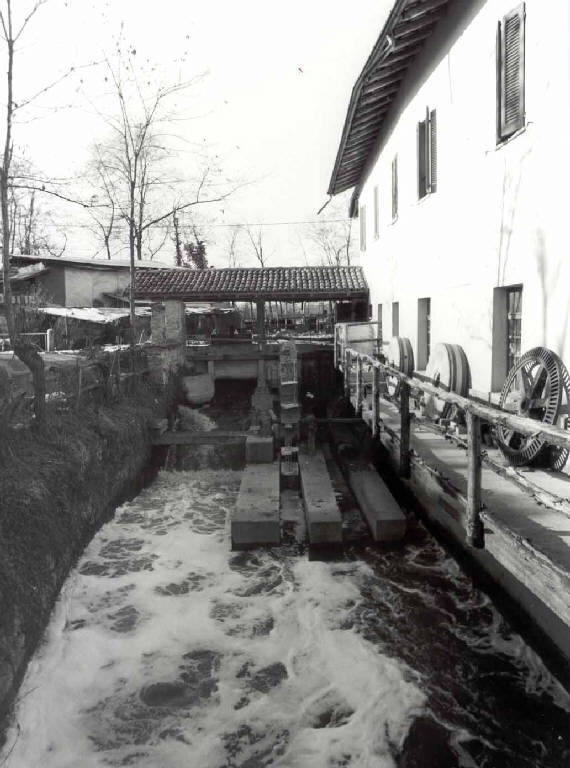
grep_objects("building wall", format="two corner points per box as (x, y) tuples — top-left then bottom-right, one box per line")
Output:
(64, 267), (129, 306)
(33, 268), (66, 306)
(357, 0), (570, 396)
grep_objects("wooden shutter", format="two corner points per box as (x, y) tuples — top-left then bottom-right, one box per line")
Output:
(499, 4), (525, 139)
(429, 109), (437, 193)
(417, 118), (427, 198)
(359, 204), (366, 251)
(373, 186), (379, 239)
(392, 155), (398, 220)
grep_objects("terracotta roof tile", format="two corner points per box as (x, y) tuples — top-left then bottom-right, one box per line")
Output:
(134, 266), (368, 301)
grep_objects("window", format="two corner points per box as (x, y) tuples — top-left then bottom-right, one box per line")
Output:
(491, 284), (523, 389)
(391, 155), (398, 221)
(392, 301), (399, 337)
(359, 204), (367, 251)
(497, 4), (525, 143)
(506, 286), (522, 371)
(373, 186), (380, 239)
(417, 108), (437, 199)
(417, 297), (431, 370)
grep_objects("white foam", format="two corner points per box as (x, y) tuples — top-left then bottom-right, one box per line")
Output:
(2, 470), (424, 768)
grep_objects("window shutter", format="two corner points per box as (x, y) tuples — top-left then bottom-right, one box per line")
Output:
(417, 119), (427, 198)
(392, 155), (398, 220)
(373, 186), (379, 239)
(499, 4), (525, 139)
(359, 205), (366, 251)
(429, 109), (437, 193)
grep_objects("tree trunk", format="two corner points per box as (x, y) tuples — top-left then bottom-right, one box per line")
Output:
(0, 29), (46, 424)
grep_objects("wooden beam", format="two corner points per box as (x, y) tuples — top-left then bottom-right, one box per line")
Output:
(153, 430), (250, 446)
(467, 411), (485, 548)
(372, 365), (381, 437)
(399, 381), (411, 478)
(345, 349), (570, 452)
(401, 0), (449, 23)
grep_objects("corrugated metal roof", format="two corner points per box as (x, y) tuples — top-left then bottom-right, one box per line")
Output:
(134, 266), (368, 302)
(328, 0), (451, 197)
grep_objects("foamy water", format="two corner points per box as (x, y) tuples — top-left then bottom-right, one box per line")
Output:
(1, 470), (424, 768)
(2, 461), (570, 767)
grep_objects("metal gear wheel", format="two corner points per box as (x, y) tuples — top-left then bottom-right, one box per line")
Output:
(497, 347), (570, 468)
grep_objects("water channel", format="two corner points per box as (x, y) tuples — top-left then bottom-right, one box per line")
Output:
(1, 412), (570, 767)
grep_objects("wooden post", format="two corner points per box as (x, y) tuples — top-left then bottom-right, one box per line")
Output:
(75, 365), (83, 413)
(467, 411), (485, 548)
(356, 355), (363, 414)
(256, 299), (265, 341)
(372, 365), (380, 437)
(399, 381), (410, 478)
(344, 349), (351, 398)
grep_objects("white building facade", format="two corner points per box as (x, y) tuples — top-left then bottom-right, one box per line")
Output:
(331, 0), (570, 399)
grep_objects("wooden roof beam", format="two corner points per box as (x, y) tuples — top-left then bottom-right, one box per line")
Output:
(393, 11), (446, 39)
(359, 86), (400, 109)
(400, 0), (449, 23)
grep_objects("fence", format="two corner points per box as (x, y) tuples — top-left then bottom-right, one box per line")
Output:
(0, 347), (150, 426)
(341, 344), (570, 550)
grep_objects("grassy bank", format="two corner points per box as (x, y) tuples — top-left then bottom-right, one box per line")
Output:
(0, 385), (160, 731)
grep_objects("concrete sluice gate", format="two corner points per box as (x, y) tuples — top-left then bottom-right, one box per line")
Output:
(2, 418), (570, 768)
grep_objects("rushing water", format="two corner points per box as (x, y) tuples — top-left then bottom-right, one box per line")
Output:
(1, 456), (570, 766)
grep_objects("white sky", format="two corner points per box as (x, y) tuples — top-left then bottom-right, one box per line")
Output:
(10, 0), (391, 266)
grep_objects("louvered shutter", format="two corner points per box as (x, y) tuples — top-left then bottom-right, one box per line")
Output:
(499, 4), (525, 139)
(429, 109), (437, 193)
(417, 119), (427, 198)
(392, 155), (398, 220)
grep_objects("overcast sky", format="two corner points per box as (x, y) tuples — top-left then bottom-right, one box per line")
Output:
(11, 0), (391, 266)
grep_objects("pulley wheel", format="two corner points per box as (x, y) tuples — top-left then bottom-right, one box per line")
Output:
(497, 347), (570, 468)
(424, 343), (471, 416)
(386, 337), (414, 397)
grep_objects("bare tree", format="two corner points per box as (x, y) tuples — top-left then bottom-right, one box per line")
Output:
(86, 53), (238, 351)
(309, 217), (353, 267)
(226, 226), (242, 268)
(307, 194), (355, 267)
(245, 225), (269, 267)
(0, 1), (96, 420)
(0, 0), (48, 421)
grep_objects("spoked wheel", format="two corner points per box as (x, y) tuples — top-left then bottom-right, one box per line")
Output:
(497, 347), (570, 468)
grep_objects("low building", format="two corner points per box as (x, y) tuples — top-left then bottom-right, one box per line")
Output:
(9, 254), (168, 308)
(329, 0), (570, 400)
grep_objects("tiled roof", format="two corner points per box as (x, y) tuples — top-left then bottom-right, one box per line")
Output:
(134, 266), (368, 302)
(329, 0), (451, 196)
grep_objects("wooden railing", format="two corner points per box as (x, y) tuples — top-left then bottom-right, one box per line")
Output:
(342, 347), (570, 550)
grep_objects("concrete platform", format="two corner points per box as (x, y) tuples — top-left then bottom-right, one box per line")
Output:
(231, 463), (280, 549)
(346, 463), (406, 542)
(245, 435), (274, 463)
(298, 449), (342, 545)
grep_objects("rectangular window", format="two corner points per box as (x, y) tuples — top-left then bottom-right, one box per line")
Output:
(359, 204), (367, 251)
(417, 297), (431, 370)
(373, 186), (380, 239)
(391, 155), (398, 221)
(491, 284), (523, 390)
(417, 108), (437, 199)
(392, 301), (399, 337)
(506, 286), (522, 372)
(497, 4), (525, 143)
